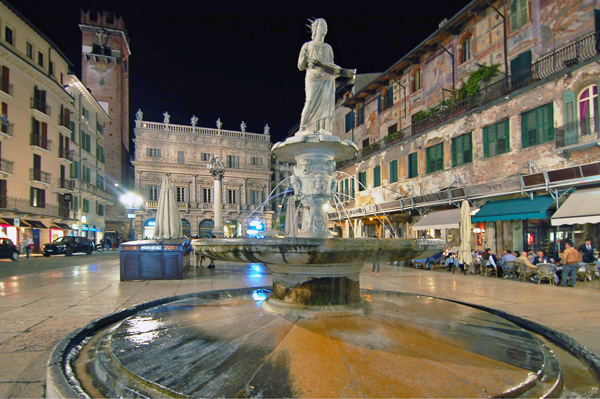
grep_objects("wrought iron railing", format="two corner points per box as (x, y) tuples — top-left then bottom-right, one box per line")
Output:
(58, 147), (73, 161)
(338, 32), (599, 169)
(0, 196), (68, 216)
(0, 158), (14, 174)
(0, 78), (12, 96)
(555, 117), (600, 148)
(58, 178), (74, 191)
(30, 133), (52, 150)
(59, 112), (71, 129)
(30, 97), (51, 116)
(0, 120), (13, 136)
(30, 168), (52, 184)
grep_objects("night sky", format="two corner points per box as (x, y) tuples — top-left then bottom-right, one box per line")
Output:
(12, 0), (470, 143)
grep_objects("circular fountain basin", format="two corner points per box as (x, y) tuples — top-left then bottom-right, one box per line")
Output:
(48, 288), (568, 398)
(192, 237), (445, 316)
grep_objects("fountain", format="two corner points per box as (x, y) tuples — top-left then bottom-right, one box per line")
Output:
(46, 18), (598, 398)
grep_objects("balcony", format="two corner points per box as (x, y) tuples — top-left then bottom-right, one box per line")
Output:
(0, 158), (14, 175)
(59, 113), (71, 131)
(30, 133), (52, 151)
(58, 147), (73, 162)
(30, 97), (51, 116)
(58, 177), (74, 192)
(30, 168), (52, 185)
(0, 195), (66, 218)
(0, 77), (12, 96)
(72, 180), (114, 203)
(0, 119), (14, 137)
(144, 201), (189, 211)
(555, 117), (600, 151)
(338, 32), (599, 169)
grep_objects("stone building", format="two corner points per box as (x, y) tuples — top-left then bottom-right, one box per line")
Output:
(132, 117), (273, 238)
(0, 0), (111, 250)
(331, 0), (600, 257)
(80, 10), (131, 236)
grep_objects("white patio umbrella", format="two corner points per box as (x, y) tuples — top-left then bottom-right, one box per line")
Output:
(285, 195), (297, 237)
(154, 174), (182, 239)
(457, 200), (472, 272)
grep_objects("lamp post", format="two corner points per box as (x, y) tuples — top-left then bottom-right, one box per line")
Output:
(119, 192), (143, 241)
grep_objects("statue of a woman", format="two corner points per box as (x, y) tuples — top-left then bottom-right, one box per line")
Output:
(298, 18), (355, 133)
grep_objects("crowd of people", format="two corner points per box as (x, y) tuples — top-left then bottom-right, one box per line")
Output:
(436, 239), (598, 287)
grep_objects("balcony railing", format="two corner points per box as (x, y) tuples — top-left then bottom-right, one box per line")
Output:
(59, 113), (71, 130)
(0, 78), (12, 96)
(0, 195), (69, 217)
(30, 97), (51, 116)
(0, 119), (14, 137)
(555, 117), (600, 148)
(338, 32), (599, 169)
(30, 168), (52, 184)
(144, 201), (189, 210)
(58, 147), (73, 161)
(30, 133), (52, 151)
(58, 178), (74, 191)
(0, 158), (14, 174)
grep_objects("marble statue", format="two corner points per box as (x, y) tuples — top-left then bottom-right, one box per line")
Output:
(240, 121), (247, 132)
(191, 115), (198, 127)
(216, 118), (223, 129)
(207, 156), (225, 170)
(163, 112), (170, 124)
(135, 109), (143, 121)
(298, 18), (355, 133)
(264, 124), (270, 135)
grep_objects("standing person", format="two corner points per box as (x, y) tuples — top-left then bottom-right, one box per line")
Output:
(371, 262), (380, 276)
(207, 258), (216, 269)
(579, 239), (596, 263)
(560, 241), (579, 287)
(105, 237), (111, 251)
(23, 235), (33, 259)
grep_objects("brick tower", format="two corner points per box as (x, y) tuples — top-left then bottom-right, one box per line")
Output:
(80, 11), (131, 235)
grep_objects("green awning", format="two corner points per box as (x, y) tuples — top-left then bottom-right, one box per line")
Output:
(472, 195), (554, 223)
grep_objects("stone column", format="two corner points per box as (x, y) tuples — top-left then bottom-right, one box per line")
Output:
(211, 172), (224, 237)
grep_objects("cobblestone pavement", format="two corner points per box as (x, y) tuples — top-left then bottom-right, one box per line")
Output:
(0, 252), (598, 397)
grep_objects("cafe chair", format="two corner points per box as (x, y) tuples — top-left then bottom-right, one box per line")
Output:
(577, 264), (596, 283)
(517, 261), (538, 282)
(503, 261), (517, 279)
(537, 264), (556, 285)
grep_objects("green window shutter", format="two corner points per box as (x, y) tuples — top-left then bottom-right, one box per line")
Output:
(345, 111), (355, 133)
(377, 95), (382, 114)
(499, 120), (510, 153)
(452, 137), (458, 166)
(519, 0), (529, 27)
(521, 112), (530, 148)
(510, 0), (518, 31)
(542, 103), (554, 142)
(408, 152), (418, 178)
(389, 159), (398, 183)
(464, 133), (472, 163)
(562, 91), (575, 125)
(374, 165), (381, 187)
(483, 126), (490, 158)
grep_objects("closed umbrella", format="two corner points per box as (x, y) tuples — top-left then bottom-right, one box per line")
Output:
(285, 196), (297, 237)
(154, 174), (182, 239)
(457, 200), (471, 275)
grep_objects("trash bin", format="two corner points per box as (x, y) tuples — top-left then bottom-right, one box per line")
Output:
(120, 239), (191, 280)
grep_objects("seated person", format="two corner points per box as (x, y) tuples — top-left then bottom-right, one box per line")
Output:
(445, 254), (463, 272)
(517, 251), (539, 280)
(533, 250), (551, 265)
(501, 249), (517, 266)
(483, 248), (503, 277)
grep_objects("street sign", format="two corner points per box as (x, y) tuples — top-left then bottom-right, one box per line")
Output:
(127, 213), (136, 219)
(14, 218), (20, 227)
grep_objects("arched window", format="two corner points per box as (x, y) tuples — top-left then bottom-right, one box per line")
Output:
(578, 85), (598, 135)
(411, 68), (422, 93)
(460, 35), (472, 64)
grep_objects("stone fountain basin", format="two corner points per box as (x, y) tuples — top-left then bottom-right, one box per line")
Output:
(192, 237), (445, 273)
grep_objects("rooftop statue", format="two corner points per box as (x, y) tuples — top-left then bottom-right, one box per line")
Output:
(298, 18), (355, 133)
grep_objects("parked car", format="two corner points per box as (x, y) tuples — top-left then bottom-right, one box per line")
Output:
(0, 238), (19, 261)
(42, 236), (94, 257)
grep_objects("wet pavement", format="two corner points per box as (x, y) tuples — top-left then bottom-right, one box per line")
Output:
(0, 252), (599, 397)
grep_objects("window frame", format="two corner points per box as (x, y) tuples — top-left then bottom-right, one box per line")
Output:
(426, 143), (444, 174)
(389, 159), (398, 184)
(373, 165), (381, 187)
(483, 120), (510, 158)
(521, 103), (555, 148)
(452, 133), (473, 167)
(408, 152), (418, 178)
(358, 171), (367, 191)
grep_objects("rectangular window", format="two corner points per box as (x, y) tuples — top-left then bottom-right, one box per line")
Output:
(452, 133), (473, 167)
(201, 152), (212, 161)
(82, 132), (91, 152)
(408, 152), (418, 178)
(49, 61), (53, 76)
(148, 185), (158, 201)
(70, 122), (76, 141)
(362, 138), (369, 149)
(227, 189), (237, 204)
(203, 188), (212, 203)
(358, 171), (367, 191)
(26, 42), (33, 59)
(82, 199), (89, 213)
(98, 204), (104, 216)
(345, 110), (355, 133)
(1, 66), (9, 94)
(483, 120), (510, 157)
(250, 190), (263, 205)
(96, 173), (104, 189)
(97, 121), (104, 134)
(377, 94), (382, 114)
(521, 103), (554, 148)
(176, 187), (186, 202)
(250, 157), (263, 165)
(83, 108), (90, 120)
(4, 27), (13, 45)
(72, 196), (79, 211)
(83, 166), (91, 183)
(358, 105), (365, 126)
(37, 51), (44, 68)
(147, 148), (161, 157)
(30, 187), (45, 207)
(177, 151), (185, 165)
(226, 155), (239, 168)
(389, 159), (398, 183)
(426, 143), (444, 174)
(373, 165), (381, 187)
(510, 0), (530, 31)
(96, 145), (105, 163)
(71, 161), (80, 178)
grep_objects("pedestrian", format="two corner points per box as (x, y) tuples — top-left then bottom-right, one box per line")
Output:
(23, 235), (34, 259)
(371, 261), (380, 276)
(560, 241), (579, 287)
(207, 258), (216, 269)
(579, 238), (596, 264)
(105, 237), (111, 251)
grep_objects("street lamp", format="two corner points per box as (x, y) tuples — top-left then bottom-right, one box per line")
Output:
(119, 192), (143, 241)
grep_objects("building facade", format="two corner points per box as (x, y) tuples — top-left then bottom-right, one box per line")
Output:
(0, 1), (111, 250)
(80, 10), (131, 236)
(331, 0), (600, 257)
(132, 118), (273, 238)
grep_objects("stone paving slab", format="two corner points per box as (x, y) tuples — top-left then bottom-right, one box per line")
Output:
(0, 253), (598, 398)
